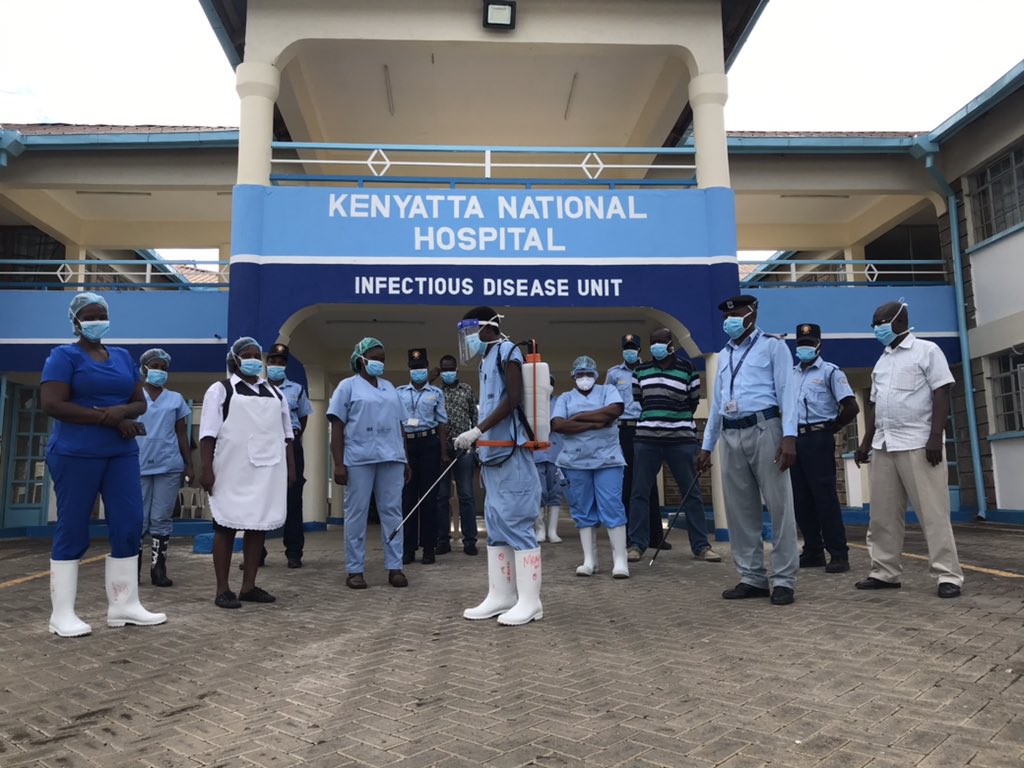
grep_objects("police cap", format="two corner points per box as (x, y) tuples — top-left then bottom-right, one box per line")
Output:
(268, 343), (289, 361)
(796, 323), (821, 343)
(621, 333), (641, 350)
(717, 295), (758, 312)
(408, 348), (428, 368)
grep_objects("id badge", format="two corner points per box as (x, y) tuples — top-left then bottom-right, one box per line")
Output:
(724, 400), (739, 414)
(407, 417), (421, 427)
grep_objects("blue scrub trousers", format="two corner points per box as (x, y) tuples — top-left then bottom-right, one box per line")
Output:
(564, 467), (627, 529)
(343, 461), (405, 573)
(535, 461), (565, 507)
(480, 448), (542, 551)
(141, 472), (181, 538)
(48, 452), (144, 560)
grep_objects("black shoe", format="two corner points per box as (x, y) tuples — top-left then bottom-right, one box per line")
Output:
(436, 541), (452, 555)
(799, 552), (827, 568)
(239, 586), (276, 603)
(402, 552), (416, 565)
(722, 582), (771, 600)
(346, 573), (367, 589)
(421, 549), (436, 565)
(150, 536), (173, 587)
(770, 586), (795, 605)
(388, 570), (408, 588)
(287, 557), (302, 569)
(937, 583), (962, 598)
(215, 590), (241, 609)
(855, 576), (901, 590)
(463, 541), (478, 556)
(825, 558), (850, 574)
(651, 540), (672, 551)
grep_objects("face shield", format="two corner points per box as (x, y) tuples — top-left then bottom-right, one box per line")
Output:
(457, 315), (503, 363)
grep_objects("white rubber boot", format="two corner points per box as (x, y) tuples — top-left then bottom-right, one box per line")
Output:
(48, 560), (92, 637)
(497, 547), (543, 625)
(463, 546), (517, 620)
(106, 555), (167, 628)
(609, 525), (630, 579)
(534, 507), (547, 543)
(546, 506), (563, 543)
(575, 527), (596, 576)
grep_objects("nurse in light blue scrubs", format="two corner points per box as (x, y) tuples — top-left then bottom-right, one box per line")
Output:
(137, 348), (193, 588)
(327, 338), (410, 590)
(552, 355), (630, 579)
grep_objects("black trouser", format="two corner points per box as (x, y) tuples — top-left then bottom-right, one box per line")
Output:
(618, 424), (663, 545)
(790, 429), (848, 560)
(283, 437), (306, 559)
(403, 433), (441, 556)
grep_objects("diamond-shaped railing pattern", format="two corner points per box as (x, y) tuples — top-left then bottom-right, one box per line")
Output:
(864, 263), (879, 283)
(56, 263), (73, 283)
(366, 149), (392, 177)
(581, 152), (605, 179)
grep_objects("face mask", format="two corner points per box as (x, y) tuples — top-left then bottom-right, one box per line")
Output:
(79, 320), (110, 342)
(266, 365), (286, 382)
(723, 315), (748, 340)
(145, 369), (168, 387)
(465, 333), (484, 357)
(874, 304), (906, 346)
(622, 349), (639, 365)
(575, 375), (596, 392)
(441, 371), (458, 385)
(363, 359), (385, 377)
(238, 358), (264, 377)
(410, 369), (428, 384)
(650, 343), (670, 360)
(795, 346), (818, 363)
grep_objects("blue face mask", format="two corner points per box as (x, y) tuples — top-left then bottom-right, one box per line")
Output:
(145, 369), (168, 387)
(267, 365), (286, 382)
(650, 343), (670, 360)
(410, 369), (428, 384)
(622, 349), (640, 365)
(363, 358), (385, 377)
(238, 358), (264, 377)
(79, 320), (110, 342)
(795, 346), (818, 363)
(723, 315), (748, 340)
(441, 371), (458, 385)
(465, 333), (484, 357)
(873, 304), (906, 346)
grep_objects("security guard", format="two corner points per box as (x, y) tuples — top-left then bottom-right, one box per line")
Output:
(397, 348), (449, 565)
(697, 295), (801, 606)
(789, 324), (859, 573)
(266, 344), (313, 569)
(603, 333), (668, 551)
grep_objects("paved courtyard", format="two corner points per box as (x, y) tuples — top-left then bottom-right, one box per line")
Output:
(1, 521), (1023, 768)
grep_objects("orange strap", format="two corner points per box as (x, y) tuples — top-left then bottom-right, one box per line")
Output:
(478, 439), (551, 450)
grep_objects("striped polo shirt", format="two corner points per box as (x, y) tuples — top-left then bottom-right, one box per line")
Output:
(633, 357), (701, 442)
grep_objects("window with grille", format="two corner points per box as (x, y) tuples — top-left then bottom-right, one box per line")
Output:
(972, 143), (1024, 242)
(989, 350), (1024, 434)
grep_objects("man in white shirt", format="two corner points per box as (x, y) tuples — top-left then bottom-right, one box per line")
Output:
(854, 301), (964, 598)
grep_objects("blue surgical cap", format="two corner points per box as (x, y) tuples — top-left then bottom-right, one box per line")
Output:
(227, 336), (261, 363)
(139, 348), (171, 373)
(351, 337), (383, 372)
(68, 292), (109, 331)
(571, 355), (598, 376)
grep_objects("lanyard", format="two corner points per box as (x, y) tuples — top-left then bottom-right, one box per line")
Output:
(408, 386), (427, 417)
(727, 331), (761, 399)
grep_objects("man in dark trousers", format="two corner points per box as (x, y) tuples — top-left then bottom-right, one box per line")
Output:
(788, 324), (859, 573)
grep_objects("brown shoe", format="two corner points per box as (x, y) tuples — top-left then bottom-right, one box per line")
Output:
(345, 573), (367, 590)
(388, 570), (408, 588)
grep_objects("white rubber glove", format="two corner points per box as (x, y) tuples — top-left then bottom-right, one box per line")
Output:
(454, 427), (482, 451)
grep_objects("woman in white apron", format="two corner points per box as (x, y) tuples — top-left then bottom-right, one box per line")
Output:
(199, 337), (295, 609)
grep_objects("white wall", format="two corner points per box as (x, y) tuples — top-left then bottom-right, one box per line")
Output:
(970, 228), (1024, 327)
(991, 438), (1024, 510)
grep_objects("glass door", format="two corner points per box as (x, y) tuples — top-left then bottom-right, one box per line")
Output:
(2, 385), (51, 528)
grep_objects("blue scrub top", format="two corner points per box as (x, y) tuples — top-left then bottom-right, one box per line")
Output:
(532, 395), (563, 464)
(41, 344), (141, 458)
(327, 375), (407, 466)
(277, 378), (314, 432)
(477, 340), (528, 466)
(396, 382), (449, 433)
(790, 357), (855, 425)
(552, 385), (625, 470)
(137, 388), (189, 476)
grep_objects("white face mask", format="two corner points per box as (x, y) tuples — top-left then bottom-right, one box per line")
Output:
(575, 375), (596, 392)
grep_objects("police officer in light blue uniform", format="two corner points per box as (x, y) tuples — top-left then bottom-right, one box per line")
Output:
(789, 323), (859, 573)
(266, 343), (313, 569)
(397, 348), (448, 566)
(328, 337), (410, 590)
(552, 356), (630, 579)
(455, 307), (544, 626)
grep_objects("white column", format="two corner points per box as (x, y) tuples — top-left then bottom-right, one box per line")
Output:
(689, 73), (730, 189)
(704, 353), (728, 537)
(844, 244), (867, 284)
(64, 242), (87, 291)
(218, 242), (231, 288)
(301, 365), (328, 523)
(236, 61), (281, 186)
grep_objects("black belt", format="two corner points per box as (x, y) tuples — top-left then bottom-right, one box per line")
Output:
(404, 428), (438, 440)
(799, 421), (834, 435)
(722, 406), (780, 431)
(619, 420), (638, 428)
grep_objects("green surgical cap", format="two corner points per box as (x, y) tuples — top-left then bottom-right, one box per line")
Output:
(571, 355), (598, 375)
(139, 348), (171, 372)
(350, 337), (383, 372)
(227, 336), (261, 363)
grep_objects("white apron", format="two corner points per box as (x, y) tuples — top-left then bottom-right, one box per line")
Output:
(210, 382), (287, 530)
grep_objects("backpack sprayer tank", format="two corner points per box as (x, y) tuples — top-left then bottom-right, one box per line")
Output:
(521, 340), (553, 449)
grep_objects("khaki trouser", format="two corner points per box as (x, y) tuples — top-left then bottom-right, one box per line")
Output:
(867, 447), (964, 587)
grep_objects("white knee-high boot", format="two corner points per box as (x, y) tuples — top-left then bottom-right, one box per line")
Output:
(608, 525), (630, 578)
(546, 506), (563, 542)
(576, 527), (596, 576)
(463, 546), (517, 619)
(497, 547), (543, 625)
(534, 507), (547, 543)
(48, 560), (92, 637)
(106, 555), (167, 628)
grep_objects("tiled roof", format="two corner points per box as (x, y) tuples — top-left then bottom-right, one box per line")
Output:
(727, 130), (919, 138)
(175, 265), (223, 285)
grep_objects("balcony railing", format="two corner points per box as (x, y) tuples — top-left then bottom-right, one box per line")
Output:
(0, 259), (230, 290)
(739, 259), (948, 287)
